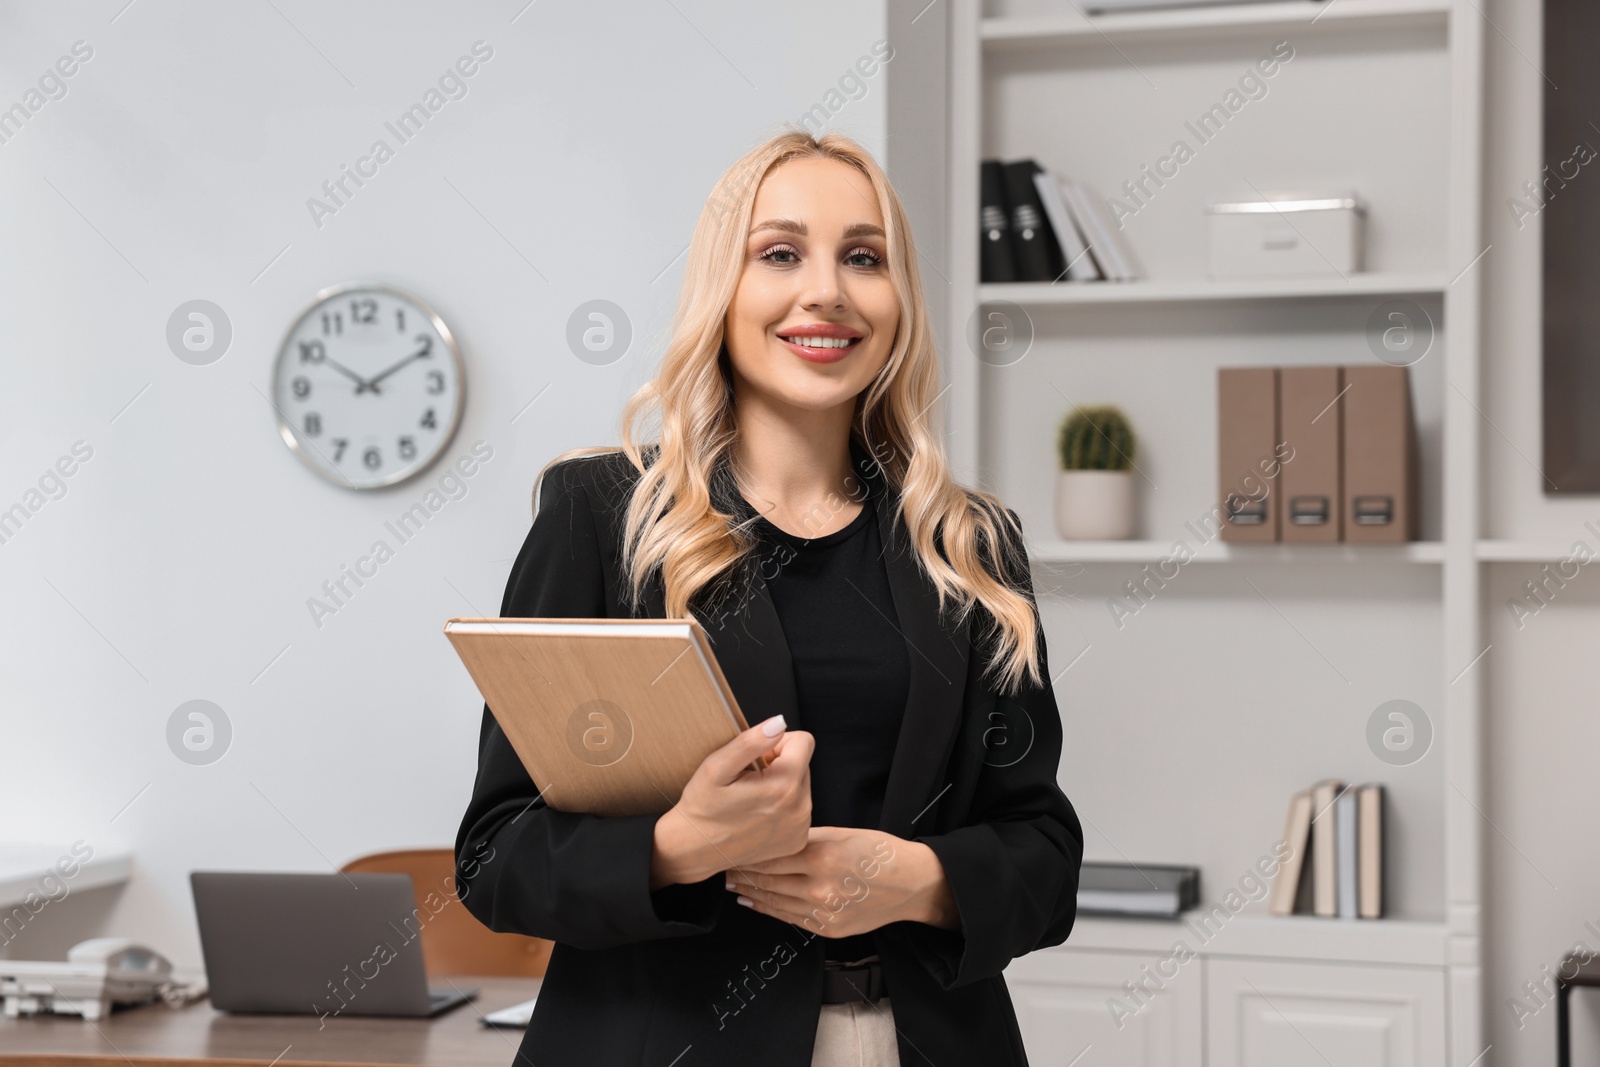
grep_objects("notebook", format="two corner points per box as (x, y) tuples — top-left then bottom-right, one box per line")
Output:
(443, 617), (754, 817)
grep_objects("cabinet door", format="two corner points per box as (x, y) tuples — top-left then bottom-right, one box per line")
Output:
(1206, 958), (1446, 1067)
(1004, 947), (1203, 1067)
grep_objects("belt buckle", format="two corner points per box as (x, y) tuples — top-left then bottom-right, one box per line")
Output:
(825, 960), (884, 1004)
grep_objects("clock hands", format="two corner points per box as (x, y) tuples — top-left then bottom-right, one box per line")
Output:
(322, 357), (382, 395)
(306, 334), (432, 397)
(366, 342), (432, 390)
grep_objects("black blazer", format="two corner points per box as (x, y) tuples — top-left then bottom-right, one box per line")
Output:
(454, 450), (1083, 1066)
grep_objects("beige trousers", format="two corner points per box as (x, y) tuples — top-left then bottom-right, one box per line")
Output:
(810, 997), (901, 1067)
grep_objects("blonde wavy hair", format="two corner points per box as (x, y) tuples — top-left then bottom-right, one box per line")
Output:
(540, 130), (1042, 694)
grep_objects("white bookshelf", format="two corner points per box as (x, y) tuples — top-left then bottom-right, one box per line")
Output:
(980, 0), (1450, 47)
(981, 270), (1447, 306)
(1046, 911), (1452, 967)
(1030, 538), (1446, 564)
(1476, 540), (1586, 563)
(910, 1), (1488, 1062)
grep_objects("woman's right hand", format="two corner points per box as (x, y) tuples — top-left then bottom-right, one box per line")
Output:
(649, 715), (813, 890)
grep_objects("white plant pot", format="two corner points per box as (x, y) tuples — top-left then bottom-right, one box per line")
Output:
(1055, 470), (1136, 541)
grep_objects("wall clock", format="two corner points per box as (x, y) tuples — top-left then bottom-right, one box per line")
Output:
(271, 282), (465, 490)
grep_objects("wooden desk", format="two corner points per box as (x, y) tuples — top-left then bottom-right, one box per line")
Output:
(0, 976), (538, 1067)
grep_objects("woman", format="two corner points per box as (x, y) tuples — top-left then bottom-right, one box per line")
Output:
(455, 131), (1082, 1067)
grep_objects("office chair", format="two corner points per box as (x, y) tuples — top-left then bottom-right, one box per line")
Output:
(341, 848), (552, 978)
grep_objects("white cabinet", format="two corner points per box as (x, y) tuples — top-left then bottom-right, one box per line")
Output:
(1207, 959), (1447, 1067)
(1004, 933), (1450, 1067)
(1005, 948), (1202, 1067)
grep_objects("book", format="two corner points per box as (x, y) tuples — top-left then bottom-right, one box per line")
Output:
(1033, 168), (1102, 282)
(443, 617), (756, 817)
(1077, 862), (1200, 918)
(979, 160), (1018, 283)
(1358, 784), (1385, 918)
(1336, 789), (1358, 919)
(1002, 160), (1063, 282)
(1061, 179), (1145, 281)
(1269, 789), (1312, 915)
(1311, 779), (1343, 917)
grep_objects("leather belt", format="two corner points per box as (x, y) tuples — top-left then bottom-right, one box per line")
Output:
(820, 959), (887, 1005)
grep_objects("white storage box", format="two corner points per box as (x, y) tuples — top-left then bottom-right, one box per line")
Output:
(1206, 194), (1365, 278)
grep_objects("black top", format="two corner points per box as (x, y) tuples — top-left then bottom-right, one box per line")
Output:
(730, 442), (911, 963)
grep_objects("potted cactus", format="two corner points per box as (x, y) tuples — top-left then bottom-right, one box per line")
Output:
(1055, 406), (1138, 540)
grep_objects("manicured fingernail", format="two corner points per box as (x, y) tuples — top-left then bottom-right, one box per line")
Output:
(725, 880), (736, 891)
(761, 715), (786, 737)
(737, 895), (754, 908)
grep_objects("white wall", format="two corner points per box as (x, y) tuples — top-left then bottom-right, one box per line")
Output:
(1480, 0), (1600, 1063)
(11, 5), (1595, 1060)
(0, 0), (889, 969)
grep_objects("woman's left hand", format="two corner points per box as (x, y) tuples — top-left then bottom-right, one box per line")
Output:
(726, 826), (960, 938)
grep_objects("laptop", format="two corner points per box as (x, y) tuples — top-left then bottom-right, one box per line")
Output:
(190, 871), (476, 1018)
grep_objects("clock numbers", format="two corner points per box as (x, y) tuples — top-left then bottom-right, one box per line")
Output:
(426, 370), (445, 395)
(303, 413), (322, 437)
(299, 340), (325, 364)
(363, 447), (381, 470)
(332, 438), (348, 462)
(396, 308), (405, 332)
(349, 298), (378, 325)
(399, 436), (416, 461)
(321, 310), (343, 336)
(420, 408), (436, 430)
(292, 376), (311, 400)
(413, 334), (433, 358)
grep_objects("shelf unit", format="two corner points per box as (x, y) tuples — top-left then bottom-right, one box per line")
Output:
(1047, 911), (1452, 968)
(1476, 540), (1589, 563)
(980, 271), (1446, 306)
(979, 0), (1450, 46)
(0, 844), (131, 910)
(932, 0), (1486, 1062)
(1031, 539), (1446, 565)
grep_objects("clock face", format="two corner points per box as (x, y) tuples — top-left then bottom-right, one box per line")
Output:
(272, 283), (465, 490)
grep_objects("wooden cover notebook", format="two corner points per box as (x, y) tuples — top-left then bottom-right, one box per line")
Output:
(443, 617), (751, 817)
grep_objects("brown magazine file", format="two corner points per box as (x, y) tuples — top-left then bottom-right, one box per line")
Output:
(341, 849), (552, 978)
(444, 617), (752, 817)
(1342, 365), (1418, 542)
(1279, 366), (1344, 543)
(1218, 367), (1281, 542)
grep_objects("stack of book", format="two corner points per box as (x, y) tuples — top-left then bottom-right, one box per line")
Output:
(1270, 780), (1385, 919)
(1077, 862), (1200, 918)
(979, 159), (1145, 284)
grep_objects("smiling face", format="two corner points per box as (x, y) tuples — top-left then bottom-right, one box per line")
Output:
(722, 155), (901, 417)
